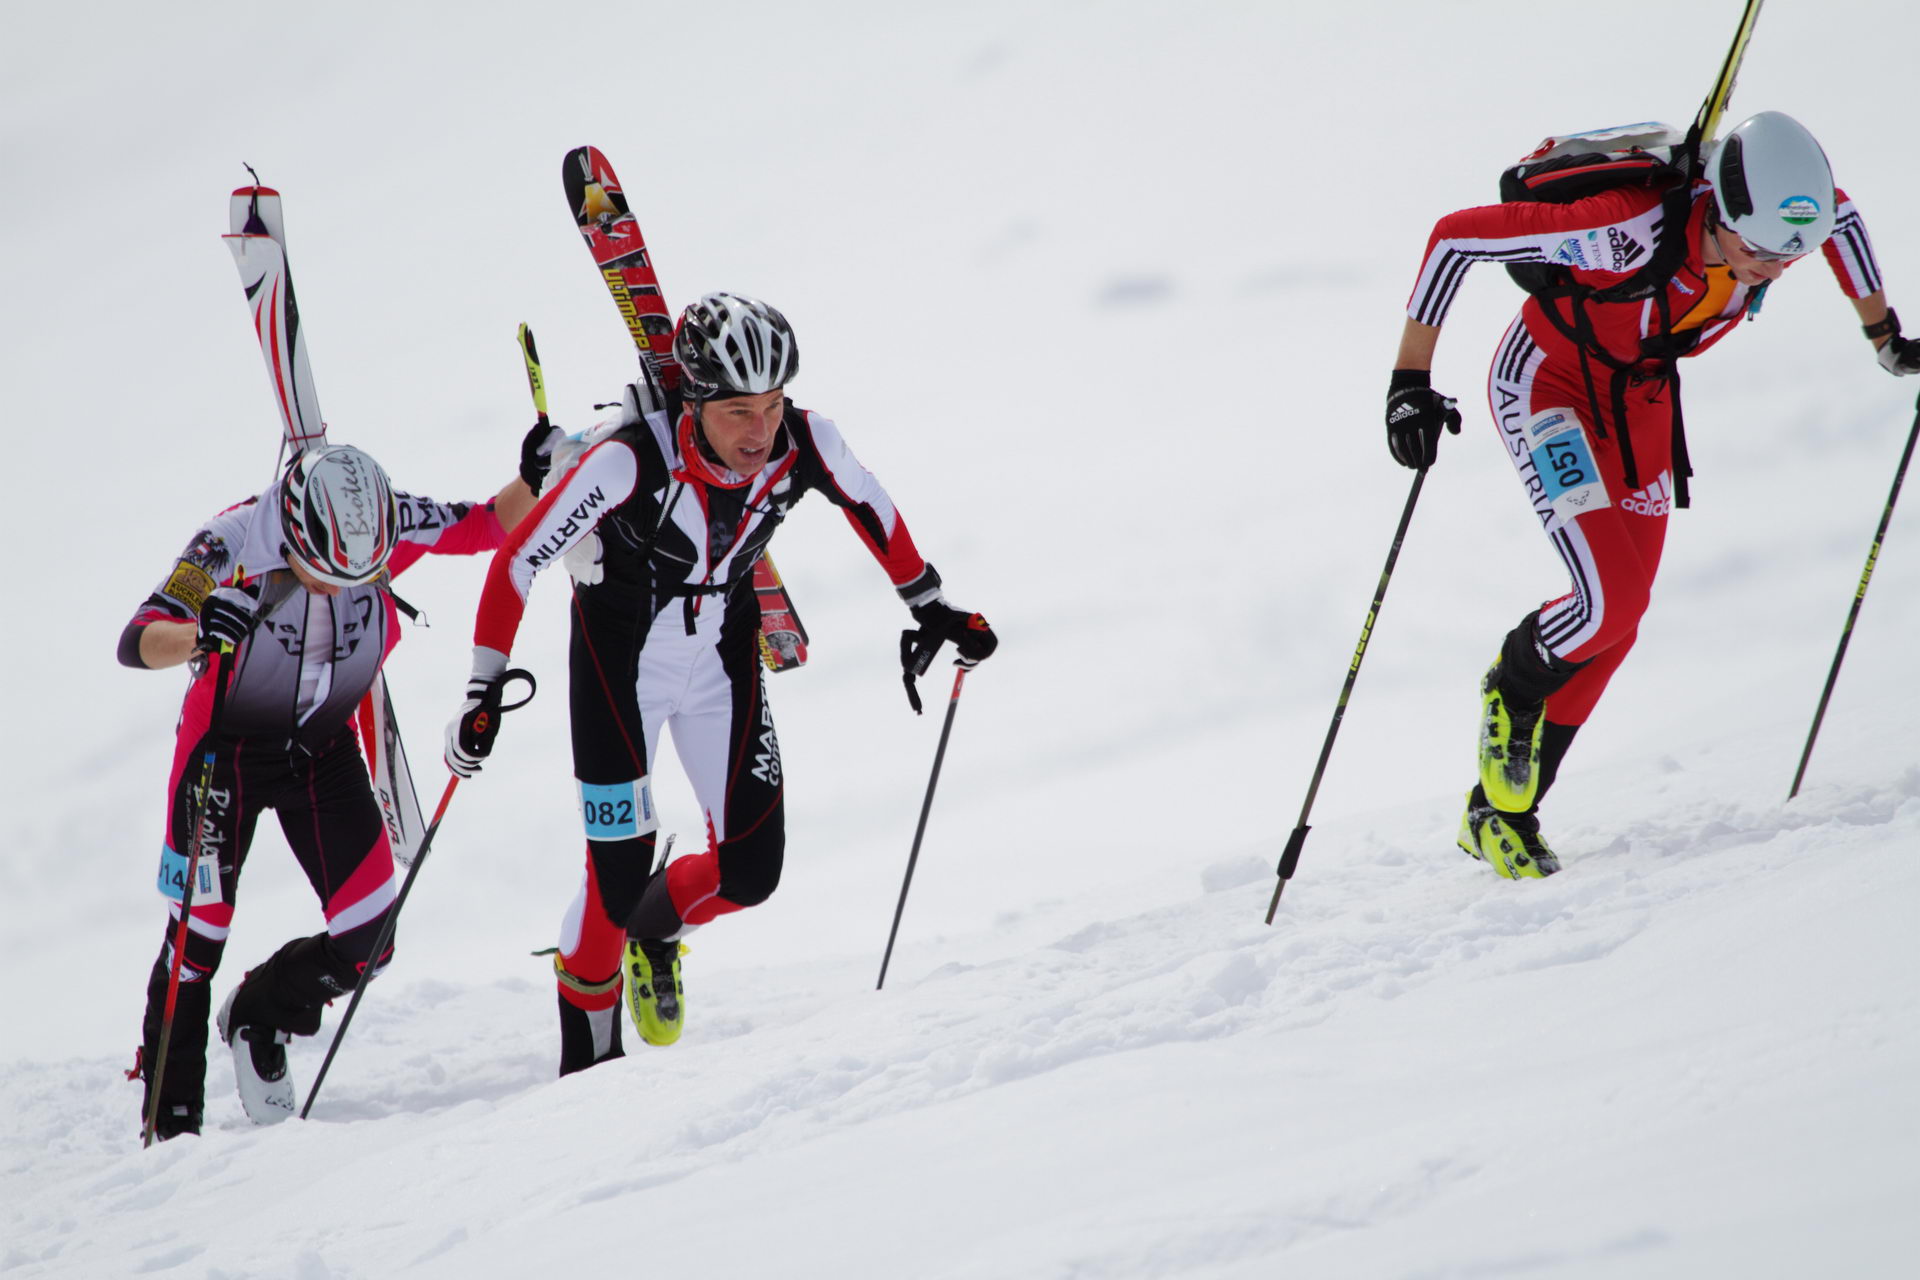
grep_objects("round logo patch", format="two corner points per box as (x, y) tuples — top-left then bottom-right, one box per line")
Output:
(1778, 195), (1821, 226)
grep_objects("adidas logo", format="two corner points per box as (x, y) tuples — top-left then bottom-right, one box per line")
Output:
(1607, 227), (1647, 272)
(1388, 401), (1419, 424)
(1621, 471), (1673, 517)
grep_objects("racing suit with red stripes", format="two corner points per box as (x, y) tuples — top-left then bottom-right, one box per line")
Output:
(118, 485), (506, 1122)
(468, 390), (936, 1070)
(1406, 181), (1884, 756)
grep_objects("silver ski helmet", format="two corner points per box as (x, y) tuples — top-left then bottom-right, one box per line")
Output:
(1705, 111), (1836, 258)
(279, 444), (399, 587)
(672, 292), (799, 400)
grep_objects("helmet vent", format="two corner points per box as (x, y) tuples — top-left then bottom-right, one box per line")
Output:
(1718, 133), (1753, 219)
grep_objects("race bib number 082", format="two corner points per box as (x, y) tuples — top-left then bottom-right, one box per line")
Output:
(577, 777), (658, 841)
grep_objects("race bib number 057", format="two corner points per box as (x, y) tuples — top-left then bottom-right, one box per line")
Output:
(1526, 408), (1610, 527)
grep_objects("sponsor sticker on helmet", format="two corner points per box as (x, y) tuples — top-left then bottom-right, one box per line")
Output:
(1778, 195), (1821, 226)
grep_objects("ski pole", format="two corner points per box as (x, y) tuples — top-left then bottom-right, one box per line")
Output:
(1788, 390), (1920, 799)
(301, 669), (536, 1118)
(142, 637), (238, 1148)
(517, 322), (550, 428)
(877, 667), (970, 989)
(1266, 469), (1427, 924)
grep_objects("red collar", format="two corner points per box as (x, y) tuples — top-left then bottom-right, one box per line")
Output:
(672, 406), (795, 493)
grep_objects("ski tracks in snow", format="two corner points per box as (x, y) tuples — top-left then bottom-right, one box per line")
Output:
(3, 765), (1915, 1277)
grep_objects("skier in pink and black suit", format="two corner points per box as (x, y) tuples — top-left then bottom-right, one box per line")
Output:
(442, 292), (996, 1075)
(1385, 111), (1920, 878)
(119, 444), (535, 1137)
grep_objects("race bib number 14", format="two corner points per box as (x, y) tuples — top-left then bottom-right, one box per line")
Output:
(157, 844), (223, 905)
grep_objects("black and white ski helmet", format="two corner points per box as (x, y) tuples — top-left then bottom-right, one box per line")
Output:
(1705, 111), (1836, 258)
(672, 292), (799, 400)
(279, 444), (399, 587)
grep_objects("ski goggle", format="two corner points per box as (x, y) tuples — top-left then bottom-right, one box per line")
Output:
(1707, 200), (1810, 263)
(1729, 232), (1808, 264)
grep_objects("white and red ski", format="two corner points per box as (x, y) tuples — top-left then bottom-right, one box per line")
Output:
(221, 172), (427, 866)
(224, 177), (326, 458)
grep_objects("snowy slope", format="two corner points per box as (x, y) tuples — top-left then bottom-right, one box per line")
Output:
(4, 1), (1918, 1276)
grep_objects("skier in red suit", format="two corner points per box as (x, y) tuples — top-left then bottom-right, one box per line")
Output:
(1385, 112), (1918, 878)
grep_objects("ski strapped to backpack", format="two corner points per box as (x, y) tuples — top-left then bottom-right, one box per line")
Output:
(1491, 0), (1768, 510)
(224, 169), (327, 463)
(222, 172), (428, 867)
(559, 144), (810, 672)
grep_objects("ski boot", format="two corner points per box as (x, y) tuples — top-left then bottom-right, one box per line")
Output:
(623, 938), (686, 1047)
(216, 987), (297, 1125)
(1458, 789), (1561, 879)
(554, 955), (626, 1076)
(1479, 657), (1547, 813)
(136, 955), (212, 1140)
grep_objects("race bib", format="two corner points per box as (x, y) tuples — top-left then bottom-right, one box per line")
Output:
(578, 777), (657, 841)
(157, 844), (223, 905)
(1525, 408), (1610, 526)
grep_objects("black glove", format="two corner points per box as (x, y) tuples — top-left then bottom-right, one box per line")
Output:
(520, 420), (566, 493)
(1871, 310), (1920, 377)
(444, 652), (537, 778)
(196, 584), (260, 652)
(900, 599), (997, 713)
(1385, 369), (1462, 469)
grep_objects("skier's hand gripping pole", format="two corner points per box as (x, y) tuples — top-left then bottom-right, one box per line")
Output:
(899, 600), (997, 713)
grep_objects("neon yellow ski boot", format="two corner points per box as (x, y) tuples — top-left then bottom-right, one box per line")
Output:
(1479, 659), (1547, 813)
(623, 938), (686, 1046)
(1458, 790), (1561, 879)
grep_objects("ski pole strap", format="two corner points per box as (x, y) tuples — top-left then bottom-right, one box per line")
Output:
(899, 627), (943, 714)
(384, 583), (424, 625)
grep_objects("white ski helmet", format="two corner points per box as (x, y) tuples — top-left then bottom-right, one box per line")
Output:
(1705, 111), (1836, 258)
(672, 292), (799, 399)
(279, 444), (399, 587)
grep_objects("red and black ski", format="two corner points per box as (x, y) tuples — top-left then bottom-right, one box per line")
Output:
(561, 144), (810, 673)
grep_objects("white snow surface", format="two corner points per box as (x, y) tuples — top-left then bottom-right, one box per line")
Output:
(4, 2), (1917, 1276)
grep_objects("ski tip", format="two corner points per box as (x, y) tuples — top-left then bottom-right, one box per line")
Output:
(230, 185), (280, 198)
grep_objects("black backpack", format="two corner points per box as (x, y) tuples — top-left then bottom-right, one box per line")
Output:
(1498, 122), (1698, 303)
(1496, 122), (1708, 506)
